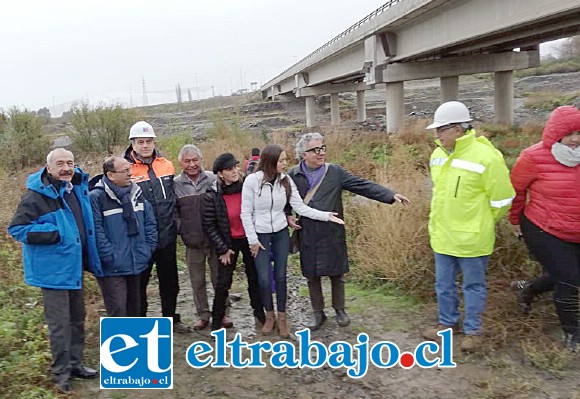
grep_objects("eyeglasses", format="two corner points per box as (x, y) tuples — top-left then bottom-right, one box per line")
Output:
(112, 168), (132, 175)
(435, 124), (457, 134)
(305, 145), (327, 155)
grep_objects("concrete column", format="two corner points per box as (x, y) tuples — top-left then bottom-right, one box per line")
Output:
(386, 81), (404, 133)
(270, 87), (275, 101)
(494, 70), (514, 125)
(305, 96), (316, 127)
(356, 90), (366, 122)
(440, 76), (459, 102)
(330, 93), (340, 126)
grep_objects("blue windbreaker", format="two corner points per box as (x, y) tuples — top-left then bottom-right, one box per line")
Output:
(8, 167), (103, 289)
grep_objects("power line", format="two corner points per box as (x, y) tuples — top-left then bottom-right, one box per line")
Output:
(142, 77), (148, 106)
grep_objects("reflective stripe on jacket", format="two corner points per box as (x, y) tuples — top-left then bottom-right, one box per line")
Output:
(89, 179), (157, 276)
(429, 131), (515, 257)
(123, 146), (177, 249)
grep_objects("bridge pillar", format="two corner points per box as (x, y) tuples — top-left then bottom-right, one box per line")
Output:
(305, 96), (316, 127)
(494, 71), (514, 125)
(356, 90), (366, 122)
(386, 82), (404, 133)
(330, 93), (340, 126)
(440, 76), (459, 102)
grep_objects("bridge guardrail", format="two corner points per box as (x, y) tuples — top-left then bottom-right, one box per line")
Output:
(262, 0), (402, 89)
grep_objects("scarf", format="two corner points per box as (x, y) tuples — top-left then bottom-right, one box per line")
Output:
(222, 179), (243, 195)
(551, 142), (580, 167)
(300, 161), (326, 190)
(103, 175), (139, 236)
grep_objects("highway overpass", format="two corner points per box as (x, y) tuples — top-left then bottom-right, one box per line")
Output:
(261, 0), (580, 131)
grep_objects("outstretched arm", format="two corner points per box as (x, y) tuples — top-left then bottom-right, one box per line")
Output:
(340, 166), (397, 204)
(287, 178), (344, 224)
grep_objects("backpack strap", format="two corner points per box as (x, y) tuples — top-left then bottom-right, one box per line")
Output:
(303, 163), (330, 205)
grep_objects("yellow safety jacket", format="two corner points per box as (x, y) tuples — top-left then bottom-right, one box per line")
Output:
(429, 130), (515, 257)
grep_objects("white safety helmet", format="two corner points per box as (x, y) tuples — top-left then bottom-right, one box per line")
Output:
(426, 101), (472, 129)
(129, 121), (157, 139)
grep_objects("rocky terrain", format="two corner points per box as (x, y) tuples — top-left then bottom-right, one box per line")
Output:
(134, 71), (580, 138)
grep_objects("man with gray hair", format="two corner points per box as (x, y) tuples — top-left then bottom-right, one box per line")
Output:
(174, 144), (231, 330)
(9, 148), (102, 393)
(287, 133), (411, 330)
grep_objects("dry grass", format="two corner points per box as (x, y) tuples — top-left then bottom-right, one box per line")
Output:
(0, 167), (37, 227)
(521, 338), (575, 374)
(0, 116), (570, 354)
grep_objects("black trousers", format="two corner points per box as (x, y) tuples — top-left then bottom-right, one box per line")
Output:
(307, 275), (345, 312)
(526, 270), (555, 298)
(211, 237), (263, 330)
(521, 214), (580, 335)
(139, 242), (180, 319)
(42, 288), (85, 384)
(98, 275), (141, 317)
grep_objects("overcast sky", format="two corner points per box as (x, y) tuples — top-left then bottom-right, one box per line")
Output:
(1, 0), (565, 116)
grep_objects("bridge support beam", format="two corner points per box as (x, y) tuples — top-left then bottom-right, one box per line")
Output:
(330, 93), (340, 126)
(494, 71), (514, 125)
(386, 82), (404, 133)
(440, 76), (459, 102)
(306, 96), (316, 127)
(356, 90), (366, 122)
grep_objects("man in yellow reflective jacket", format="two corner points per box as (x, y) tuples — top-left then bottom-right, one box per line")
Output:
(422, 101), (515, 352)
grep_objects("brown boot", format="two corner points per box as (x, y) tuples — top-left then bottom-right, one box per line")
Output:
(277, 312), (289, 338)
(262, 311), (276, 335)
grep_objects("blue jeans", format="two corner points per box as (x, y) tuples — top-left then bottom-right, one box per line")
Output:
(255, 229), (290, 312)
(434, 253), (489, 335)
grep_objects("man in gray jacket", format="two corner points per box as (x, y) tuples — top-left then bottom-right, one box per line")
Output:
(287, 133), (410, 330)
(174, 145), (231, 330)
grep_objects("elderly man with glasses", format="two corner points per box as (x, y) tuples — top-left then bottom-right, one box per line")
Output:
(287, 133), (411, 331)
(89, 156), (157, 318)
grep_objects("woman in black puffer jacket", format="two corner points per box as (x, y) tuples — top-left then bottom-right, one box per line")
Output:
(202, 153), (265, 331)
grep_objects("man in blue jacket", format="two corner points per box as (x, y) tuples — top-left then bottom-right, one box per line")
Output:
(8, 148), (103, 393)
(90, 156), (157, 317)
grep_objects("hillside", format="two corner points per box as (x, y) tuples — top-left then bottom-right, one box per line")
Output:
(122, 72), (580, 137)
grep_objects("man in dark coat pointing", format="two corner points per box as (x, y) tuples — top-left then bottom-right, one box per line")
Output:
(287, 133), (410, 330)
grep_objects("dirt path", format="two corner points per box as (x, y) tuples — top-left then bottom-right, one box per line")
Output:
(70, 253), (580, 399)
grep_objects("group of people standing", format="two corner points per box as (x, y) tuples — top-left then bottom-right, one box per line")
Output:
(7, 120), (410, 392)
(7, 101), (579, 392)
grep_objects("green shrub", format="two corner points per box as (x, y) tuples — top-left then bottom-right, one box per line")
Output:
(156, 133), (194, 162)
(0, 109), (51, 171)
(67, 103), (141, 155)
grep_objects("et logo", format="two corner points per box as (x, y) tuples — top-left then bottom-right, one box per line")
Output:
(100, 317), (173, 389)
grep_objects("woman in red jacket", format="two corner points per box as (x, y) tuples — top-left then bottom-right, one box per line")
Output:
(509, 105), (580, 351)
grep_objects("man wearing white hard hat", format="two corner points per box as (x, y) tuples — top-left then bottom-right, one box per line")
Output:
(123, 121), (189, 332)
(423, 101), (514, 351)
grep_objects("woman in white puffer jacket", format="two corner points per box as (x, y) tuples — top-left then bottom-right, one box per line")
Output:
(241, 144), (343, 338)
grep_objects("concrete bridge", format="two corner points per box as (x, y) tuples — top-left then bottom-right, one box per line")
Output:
(261, 0), (580, 131)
